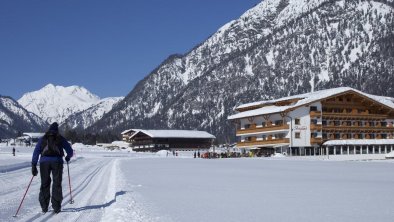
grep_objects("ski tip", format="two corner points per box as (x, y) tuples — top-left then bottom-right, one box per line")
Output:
(12, 215), (17, 217)
(70, 200), (75, 204)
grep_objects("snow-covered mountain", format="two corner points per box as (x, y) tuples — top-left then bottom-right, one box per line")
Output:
(61, 97), (123, 130)
(18, 84), (101, 124)
(91, 0), (394, 142)
(0, 96), (47, 138)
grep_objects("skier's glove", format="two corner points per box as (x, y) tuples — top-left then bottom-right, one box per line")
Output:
(65, 156), (70, 163)
(32, 164), (38, 176)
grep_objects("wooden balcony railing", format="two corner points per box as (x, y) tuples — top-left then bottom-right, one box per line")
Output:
(310, 137), (322, 144)
(237, 124), (289, 135)
(321, 112), (387, 120)
(310, 124), (322, 131)
(321, 125), (394, 132)
(310, 110), (388, 120)
(310, 123), (394, 132)
(237, 138), (290, 147)
(310, 111), (322, 117)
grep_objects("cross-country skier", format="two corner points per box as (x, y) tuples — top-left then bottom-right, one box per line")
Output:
(31, 122), (73, 214)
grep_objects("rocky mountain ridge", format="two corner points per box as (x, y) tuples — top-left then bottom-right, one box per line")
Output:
(0, 96), (47, 138)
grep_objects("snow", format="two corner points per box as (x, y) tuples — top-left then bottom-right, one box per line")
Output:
(22, 133), (45, 138)
(0, 144), (394, 222)
(228, 105), (290, 120)
(17, 84), (122, 126)
(64, 96), (123, 129)
(265, 49), (274, 66)
(386, 151), (394, 158)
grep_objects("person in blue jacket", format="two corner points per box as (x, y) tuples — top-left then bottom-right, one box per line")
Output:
(31, 122), (73, 213)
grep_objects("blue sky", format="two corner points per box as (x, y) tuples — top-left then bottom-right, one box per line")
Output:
(0, 0), (259, 99)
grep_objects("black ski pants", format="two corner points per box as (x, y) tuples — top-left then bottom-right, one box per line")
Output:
(39, 161), (63, 211)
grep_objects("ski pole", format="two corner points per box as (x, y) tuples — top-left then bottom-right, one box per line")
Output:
(13, 175), (35, 217)
(67, 161), (74, 204)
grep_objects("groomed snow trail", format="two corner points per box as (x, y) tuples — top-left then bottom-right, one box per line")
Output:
(0, 157), (121, 222)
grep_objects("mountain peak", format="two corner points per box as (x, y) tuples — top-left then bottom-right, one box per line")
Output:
(18, 84), (101, 124)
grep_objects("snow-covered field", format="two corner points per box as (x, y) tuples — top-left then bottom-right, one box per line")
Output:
(0, 144), (393, 222)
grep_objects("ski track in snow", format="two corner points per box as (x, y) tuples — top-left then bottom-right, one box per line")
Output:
(0, 157), (148, 222)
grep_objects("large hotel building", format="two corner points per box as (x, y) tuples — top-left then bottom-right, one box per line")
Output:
(228, 87), (394, 156)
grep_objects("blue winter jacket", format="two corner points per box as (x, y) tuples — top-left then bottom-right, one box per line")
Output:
(32, 135), (74, 165)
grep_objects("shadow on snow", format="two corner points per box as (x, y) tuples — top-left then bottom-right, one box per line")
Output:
(62, 191), (127, 212)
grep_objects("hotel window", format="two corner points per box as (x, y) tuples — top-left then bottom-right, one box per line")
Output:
(334, 134), (340, 139)
(311, 119), (318, 124)
(295, 118), (301, 125)
(369, 134), (375, 139)
(295, 132), (301, 139)
(381, 122), (387, 127)
(244, 124), (251, 129)
(311, 133), (317, 138)
(334, 121), (340, 126)
(382, 134), (388, 139)
(347, 133), (352, 139)
(262, 135), (267, 140)
(310, 106), (317, 111)
(322, 133), (327, 139)
(322, 120), (327, 126)
(262, 122), (266, 127)
(369, 121), (375, 127)
(275, 120), (283, 125)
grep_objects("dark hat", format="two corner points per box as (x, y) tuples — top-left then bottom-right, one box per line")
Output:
(48, 122), (59, 133)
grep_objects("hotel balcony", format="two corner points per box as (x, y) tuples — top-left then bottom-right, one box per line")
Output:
(310, 137), (322, 144)
(310, 124), (322, 131)
(310, 123), (394, 132)
(322, 125), (394, 132)
(310, 110), (387, 120)
(237, 124), (289, 135)
(237, 138), (290, 148)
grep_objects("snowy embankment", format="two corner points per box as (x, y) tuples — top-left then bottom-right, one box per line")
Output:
(1, 145), (394, 222)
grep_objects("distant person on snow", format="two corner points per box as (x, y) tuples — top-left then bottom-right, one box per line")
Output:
(12, 147), (15, 156)
(31, 122), (73, 214)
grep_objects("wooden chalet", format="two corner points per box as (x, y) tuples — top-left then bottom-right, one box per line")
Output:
(122, 129), (215, 152)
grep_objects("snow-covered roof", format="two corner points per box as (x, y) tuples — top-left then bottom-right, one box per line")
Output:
(229, 87), (394, 120)
(323, 139), (394, 146)
(131, 130), (216, 139)
(23, 133), (44, 138)
(228, 105), (290, 120)
(121, 129), (134, 135)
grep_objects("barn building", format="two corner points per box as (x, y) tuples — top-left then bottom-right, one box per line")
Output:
(121, 129), (215, 152)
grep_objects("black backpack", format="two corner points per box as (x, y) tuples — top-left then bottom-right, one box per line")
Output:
(41, 133), (64, 157)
